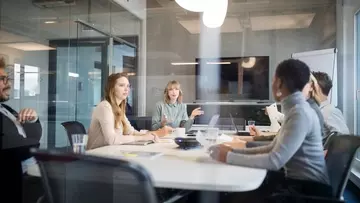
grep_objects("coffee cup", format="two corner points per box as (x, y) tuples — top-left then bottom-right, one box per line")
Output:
(175, 127), (186, 137)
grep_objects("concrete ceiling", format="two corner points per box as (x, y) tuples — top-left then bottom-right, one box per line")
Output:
(0, 0), (139, 41)
(0, 0), (335, 45)
(147, 0), (336, 33)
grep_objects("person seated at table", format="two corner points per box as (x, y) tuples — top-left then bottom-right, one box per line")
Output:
(87, 73), (172, 150)
(0, 57), (43, 203)
(228, 73), (326, 149)
(151, 80), (204, 131)
(210, 59), (331, 202)
(312, 71), (349, 137)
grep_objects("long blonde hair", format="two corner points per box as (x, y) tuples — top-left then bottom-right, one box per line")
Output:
(104, 72), (128, 132)
(164, 80), (183, 104)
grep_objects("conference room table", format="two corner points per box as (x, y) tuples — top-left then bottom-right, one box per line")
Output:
(27, 129), (272, 202)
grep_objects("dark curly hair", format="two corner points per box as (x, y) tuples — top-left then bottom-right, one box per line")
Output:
(275, 59), (311, 94)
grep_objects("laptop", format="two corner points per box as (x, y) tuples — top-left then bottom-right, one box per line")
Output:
(229, 113), (251, 136)
(187, 114), (220, 134)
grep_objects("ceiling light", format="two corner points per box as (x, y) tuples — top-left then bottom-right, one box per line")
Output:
(175, 0), (207, 12)
(242, 57), (256, 68)
(4, 42), (56, 51)
(171, 62), (199, 65)
(44, 21), (57, 24)
(202, 0), (228, 28)
(127, 72), (136, 76)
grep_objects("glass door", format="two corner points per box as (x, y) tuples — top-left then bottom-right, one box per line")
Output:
(74, 23), (113, 132)
(49, 21), (138, 148)
(111, 40), (137, 112)
(51, 23), (110, 147)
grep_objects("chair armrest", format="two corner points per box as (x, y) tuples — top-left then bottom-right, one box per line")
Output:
(268, 193), (344, 203)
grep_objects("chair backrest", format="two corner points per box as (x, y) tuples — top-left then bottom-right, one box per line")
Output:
(61, 121), (87, 146)
(31, 149), (158, 203)
(325, 135), (360, 198)
(133, 116), (152, 131)
(323, 131), (339, 150)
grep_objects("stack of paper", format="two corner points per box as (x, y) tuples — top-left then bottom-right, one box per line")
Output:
(266, 103), (281, 133)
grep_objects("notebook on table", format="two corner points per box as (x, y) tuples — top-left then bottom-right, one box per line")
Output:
(124, 140), (154, 146)
(118, 150), (163, 159)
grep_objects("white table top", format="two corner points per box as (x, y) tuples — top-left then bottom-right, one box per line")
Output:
(27, 139), (267, 192)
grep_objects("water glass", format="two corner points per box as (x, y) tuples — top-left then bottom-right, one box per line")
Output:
(71, 134), (88, 153)
(248, 120), (256, 126)
(206, 128), (219, 146)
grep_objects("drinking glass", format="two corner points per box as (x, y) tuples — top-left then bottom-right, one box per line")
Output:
(206, 128), (219, 146)
(71, 134), (88, 153)
(248, 120), (256, 126)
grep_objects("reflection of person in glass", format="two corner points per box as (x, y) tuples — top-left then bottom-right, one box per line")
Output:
(151, 80), (204, 132)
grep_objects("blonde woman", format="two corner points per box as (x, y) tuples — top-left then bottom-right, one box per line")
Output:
(151, 80), (204, 131)
(87, 73), (172, 150)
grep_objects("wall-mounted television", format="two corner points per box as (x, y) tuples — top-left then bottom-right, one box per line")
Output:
(195, 56), (270, 101)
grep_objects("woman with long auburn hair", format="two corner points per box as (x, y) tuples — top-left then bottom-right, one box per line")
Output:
(151, 80), (204, 131)
(87, 72), (171, 150)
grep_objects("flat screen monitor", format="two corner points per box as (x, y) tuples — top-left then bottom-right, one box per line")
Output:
(195, 56), (269, 100)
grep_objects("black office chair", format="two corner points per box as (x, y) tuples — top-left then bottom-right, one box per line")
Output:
(31, 149), (158, 203)
(133, 116), (153, 131)
(323, 131), (340, 150)
(61, 121), (87, 146)
(269, 135), (360, 202)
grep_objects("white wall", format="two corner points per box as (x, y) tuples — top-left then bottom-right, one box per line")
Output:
(336, 0), (360, 133)
(145, 10), (336, 115)
(0, 45), (49, 148)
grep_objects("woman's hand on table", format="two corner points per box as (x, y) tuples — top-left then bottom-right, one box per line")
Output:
(153, 126), (174, 137)
(142, 133), (159, 142)
(208, 144), (233, 163)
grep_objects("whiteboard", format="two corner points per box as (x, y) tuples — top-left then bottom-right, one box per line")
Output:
(291, 48), (337, 106)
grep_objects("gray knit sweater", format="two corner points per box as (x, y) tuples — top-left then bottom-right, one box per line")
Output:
(215, 92), (329, 184)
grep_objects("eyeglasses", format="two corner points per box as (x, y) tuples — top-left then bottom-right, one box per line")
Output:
(0, 76), (12, 84)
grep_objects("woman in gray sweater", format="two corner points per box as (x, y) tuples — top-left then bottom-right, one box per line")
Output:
(210, 59), (332, 201)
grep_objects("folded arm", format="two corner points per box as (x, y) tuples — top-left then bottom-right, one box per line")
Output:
(1, 116), (41, 161)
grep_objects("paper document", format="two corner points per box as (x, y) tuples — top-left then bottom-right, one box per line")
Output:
(118, 150), (163, 159)
(217, 134), (233, 143)
(266, 103), (281, 132)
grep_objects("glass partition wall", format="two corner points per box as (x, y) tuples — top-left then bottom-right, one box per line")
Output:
(49, 20), (138, 148)
(0, 0), (141, 148)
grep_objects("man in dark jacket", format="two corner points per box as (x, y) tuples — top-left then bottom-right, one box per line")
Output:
(0, 58), (42, 203)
